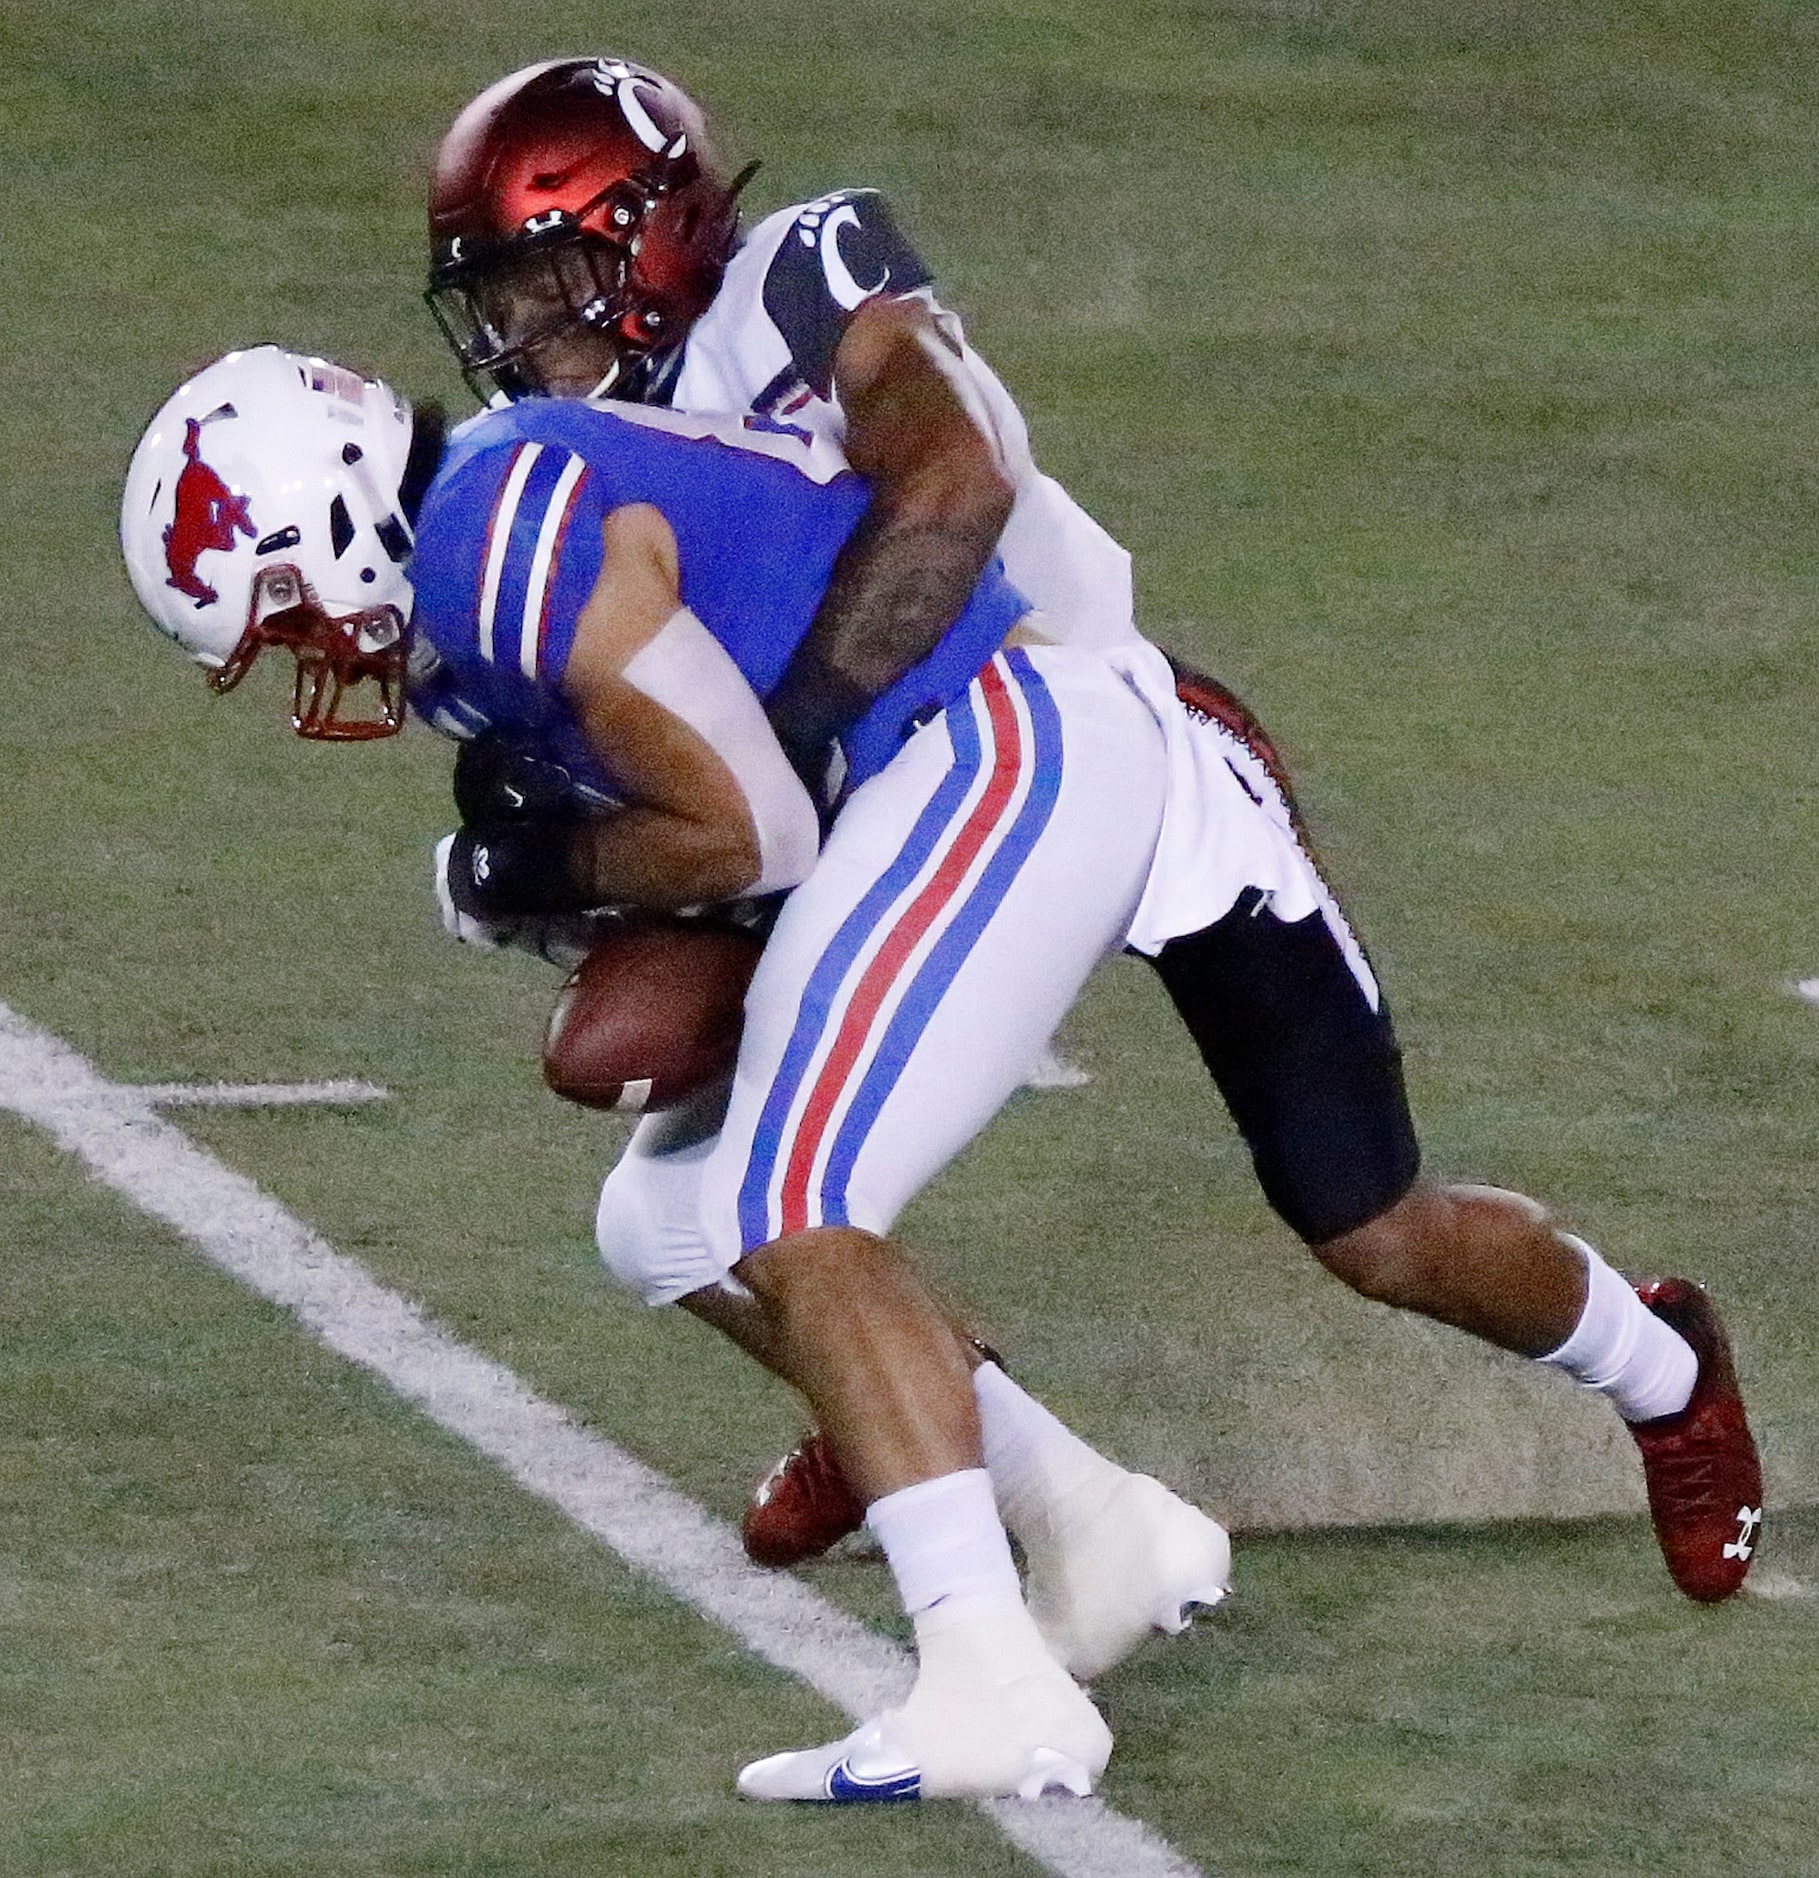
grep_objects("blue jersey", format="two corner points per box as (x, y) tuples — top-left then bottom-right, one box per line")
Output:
(407, 398), (1030, 792)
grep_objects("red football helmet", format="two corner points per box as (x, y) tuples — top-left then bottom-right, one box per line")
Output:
(426, 57), (746, 401)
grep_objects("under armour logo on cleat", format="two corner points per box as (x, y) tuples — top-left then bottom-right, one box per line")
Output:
(1723, 1506), (1763, 1562)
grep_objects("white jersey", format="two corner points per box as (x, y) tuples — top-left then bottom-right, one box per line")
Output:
(655, 191), (1139, 652)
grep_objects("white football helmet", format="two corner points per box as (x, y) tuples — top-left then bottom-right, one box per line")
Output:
(121, 346), (419, 739)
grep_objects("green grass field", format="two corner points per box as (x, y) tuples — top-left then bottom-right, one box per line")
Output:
(4, 2), (1817, 1871)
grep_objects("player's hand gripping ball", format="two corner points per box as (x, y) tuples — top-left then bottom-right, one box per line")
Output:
(542, 918), (764, 1111)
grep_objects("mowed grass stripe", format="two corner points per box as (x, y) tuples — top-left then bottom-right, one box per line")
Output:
(0, 1000), (1208, 1878)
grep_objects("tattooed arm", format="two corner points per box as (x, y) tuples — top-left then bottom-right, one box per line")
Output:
(763, 293), (1017, 792)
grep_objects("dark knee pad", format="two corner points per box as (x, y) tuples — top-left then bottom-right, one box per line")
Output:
(1147, 890), (1421, 1242)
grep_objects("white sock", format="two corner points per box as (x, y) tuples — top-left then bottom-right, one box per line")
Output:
(974, 1362), (1126, 1539)
(866, 1469), (1023, 1616)
(1541, 1235), (1697, 1422)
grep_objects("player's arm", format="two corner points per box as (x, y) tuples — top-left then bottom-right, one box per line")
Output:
(764, 292), (1017, 787)
(445, 504), (818, 915)
(561, 504), (818, 907)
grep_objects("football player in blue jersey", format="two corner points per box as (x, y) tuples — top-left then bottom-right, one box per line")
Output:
(125, 346), (1249, 1800)
(417, 57), (1767, 1618)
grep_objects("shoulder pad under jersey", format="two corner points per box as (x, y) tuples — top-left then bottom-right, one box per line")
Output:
(759, 190), (934, 397)
(411, 430), (607, 692)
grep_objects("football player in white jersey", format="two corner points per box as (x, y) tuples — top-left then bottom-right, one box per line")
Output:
(426, 58), (1243, 1596)
(421, 57), (1765, 1620)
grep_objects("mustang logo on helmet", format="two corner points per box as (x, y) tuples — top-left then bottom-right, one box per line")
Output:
(163, 416), (256, 607)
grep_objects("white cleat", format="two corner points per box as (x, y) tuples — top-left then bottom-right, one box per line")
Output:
(1025, 1471), (1232, 1683)
(736, 1597), (1111, 1802)
(737, 1714), (927, 1803)
(735, 1714), (1098, 1803)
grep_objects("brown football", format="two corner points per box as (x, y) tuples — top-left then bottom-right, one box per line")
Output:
(543, 919), (764, 1112)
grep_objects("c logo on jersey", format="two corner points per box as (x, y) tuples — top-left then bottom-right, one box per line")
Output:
(819, 203), (891, 311)
(163, 417), (256, 608)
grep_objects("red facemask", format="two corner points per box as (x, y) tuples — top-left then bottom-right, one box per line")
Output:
(209, 564), (409, 740)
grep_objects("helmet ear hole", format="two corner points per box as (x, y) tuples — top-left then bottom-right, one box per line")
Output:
(328, 494), (355, 558)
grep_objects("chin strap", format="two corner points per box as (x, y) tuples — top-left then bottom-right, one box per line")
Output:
(400, 402), (448, 524)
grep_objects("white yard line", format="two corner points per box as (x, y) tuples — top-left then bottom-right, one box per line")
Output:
(0, 1001), (1207, 1878)
(137, 1079), (392, 1108)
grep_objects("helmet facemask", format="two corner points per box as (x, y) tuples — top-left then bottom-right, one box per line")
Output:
(428, 212), (644, 402)
(211, 563), (409, 741)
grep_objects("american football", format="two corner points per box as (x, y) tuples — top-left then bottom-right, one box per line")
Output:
(542, 918), (764, 1112)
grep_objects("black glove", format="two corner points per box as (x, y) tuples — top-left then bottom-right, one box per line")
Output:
(443, 821), (589, 921)
(452, 731), (579, 826)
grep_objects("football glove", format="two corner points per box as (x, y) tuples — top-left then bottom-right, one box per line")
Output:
(452, 731), (580, 826)
(434, 831), (504, 947)
(441, 821), (592, 921)
(432, 832), (607, 969)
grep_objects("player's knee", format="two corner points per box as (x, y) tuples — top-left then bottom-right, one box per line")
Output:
(593, 1164), (664, 1299)
(594, 1159), (719, 1306)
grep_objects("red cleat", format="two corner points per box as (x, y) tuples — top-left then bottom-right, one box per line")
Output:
(1628, 1279), (1764, 1602)
(742, 1429), (867, 1569)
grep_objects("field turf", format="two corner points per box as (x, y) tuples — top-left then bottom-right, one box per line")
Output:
(3, 2), (1816, 1872)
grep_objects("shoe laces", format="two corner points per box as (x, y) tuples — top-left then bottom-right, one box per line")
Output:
(1638, 1397), (1733, 1519)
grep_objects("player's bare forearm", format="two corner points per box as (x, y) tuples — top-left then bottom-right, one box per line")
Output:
(765, 298), (1015, 774)
(567, 802), (758, 912)
(559, 683), (767, 910)
(555, 503), (781, 910)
